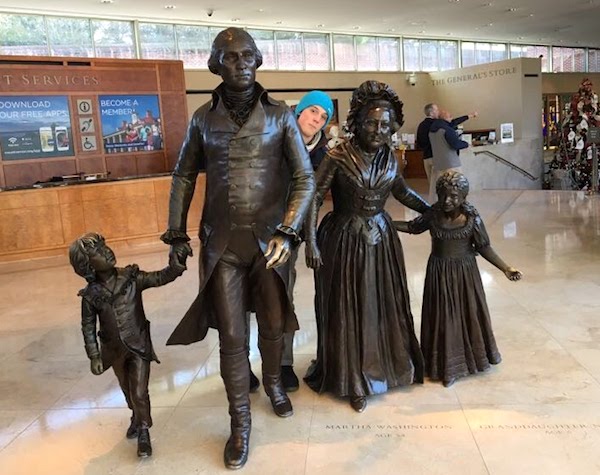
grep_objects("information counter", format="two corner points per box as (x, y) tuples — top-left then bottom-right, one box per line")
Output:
(0, 175), (205, 263)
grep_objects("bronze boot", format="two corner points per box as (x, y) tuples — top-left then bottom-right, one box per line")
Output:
(259, 335), (293, 418)
(220, 350), (251, 470)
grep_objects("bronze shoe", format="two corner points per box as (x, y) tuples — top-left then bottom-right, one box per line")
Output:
(137, 428), (152, 457)
(350, 396), (367, 413)
(224, 430), (250, 470)
(126, 418), (138, 439)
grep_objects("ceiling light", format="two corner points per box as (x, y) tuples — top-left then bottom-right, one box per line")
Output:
(529, 13), (534, 17)
(508, 7), (517, 12)
(484, 2), (492, 6)
(100, 0), (114, 3)
(275, 21), (283, 24)
(258, 8), (264, 12)
(388, 28), (396, 32)
(164, 4), (176, 8)
(410, 21), (426, 26)
(518, 36), (524, 39)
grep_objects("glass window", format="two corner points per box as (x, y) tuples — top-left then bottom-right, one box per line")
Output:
(176, 25), (211, 68)
(475, 43), (491, 64)
(356, 36), (378, 70)
(511, 44), (550, 72)
(92, 20), (134, 59)
(304, 33), (330, 71)
(491, 43), (507, 62)
(574, 48), (586, 72)
(247, 29), (276, 69)
(377, 37), (399, 71)
(333, 35), (356, 71)
(46, 17), (93, 57)
(439, 41), (458, 70)
(403, 38), (420, 71)
(0, 14), (48, 56)
(461, 42), (476, 67)
(138, 23), (176, 60)
(552, 47), (584, 72)
(589, 49), (600, 73)
(421, 40), (439, 71)
(275, 31), (303, 70)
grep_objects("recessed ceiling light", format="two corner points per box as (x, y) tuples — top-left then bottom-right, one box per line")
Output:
(164, 4), (176, 8)
(100, 0), (114, 3)
(529, 13), (534, 17)
(448, 0), (460, 3)
(508, 7), (517, 12)
(484, 2), (492, 6)
(258, 8), (264, 12)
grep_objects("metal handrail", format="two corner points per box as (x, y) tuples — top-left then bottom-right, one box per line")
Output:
(473, 150), (538, 181)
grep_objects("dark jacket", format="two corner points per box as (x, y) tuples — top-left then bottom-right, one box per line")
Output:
(308, 131), (329, 170)
(161, 82), (315, 345)
(416, 115), (469, 159)
(79, 264), (183, 368)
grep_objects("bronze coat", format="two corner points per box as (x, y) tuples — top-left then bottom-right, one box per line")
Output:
(79, 264), (183, 368)
(163, 83), (315, 345)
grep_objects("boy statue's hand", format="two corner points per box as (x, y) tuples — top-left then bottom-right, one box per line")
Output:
(90, 357), (104, 375)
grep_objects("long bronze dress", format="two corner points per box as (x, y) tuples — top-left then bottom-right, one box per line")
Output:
(407, 207), (501, 385)
(304, 141), (427, 398)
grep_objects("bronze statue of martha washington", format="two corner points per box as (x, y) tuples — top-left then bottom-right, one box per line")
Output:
(160, 28), (315, 469)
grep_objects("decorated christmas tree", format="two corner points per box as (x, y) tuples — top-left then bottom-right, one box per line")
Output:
(549, 78), (600, 190)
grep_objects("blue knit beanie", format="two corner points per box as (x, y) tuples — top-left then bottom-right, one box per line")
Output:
(295, 90), (334, 127)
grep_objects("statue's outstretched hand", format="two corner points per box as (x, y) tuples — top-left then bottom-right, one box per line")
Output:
(505, 267), (522, 281)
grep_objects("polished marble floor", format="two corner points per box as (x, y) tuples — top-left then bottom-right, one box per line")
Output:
(1, 181), (600, 475)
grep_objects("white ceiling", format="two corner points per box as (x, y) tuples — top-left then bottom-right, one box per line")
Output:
(2, 0), (600, 48)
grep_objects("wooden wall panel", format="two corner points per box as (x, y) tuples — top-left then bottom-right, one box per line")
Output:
(77, 156), (106, 174)
(40, 160), (78, 180)
(81, 181), (159, 238)
(136, 153), (166, 176)
(3, 163), (43, 188)
(105, 155), (137, 179)
(161, 93), (188, 170)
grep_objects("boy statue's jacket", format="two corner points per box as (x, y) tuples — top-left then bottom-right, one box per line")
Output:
(78, 264), (183, 369)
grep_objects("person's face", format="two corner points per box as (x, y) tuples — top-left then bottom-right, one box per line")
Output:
(87, 241), (116, 273)
(439, 188), (465, 213)
(357, 107), (392, 153)
(217, 37), (257, 91)
(430, 104), (439, 119)
(297, 105), (328, 142)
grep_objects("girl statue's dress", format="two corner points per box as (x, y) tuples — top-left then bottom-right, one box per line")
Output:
(405, 207), (501, 386)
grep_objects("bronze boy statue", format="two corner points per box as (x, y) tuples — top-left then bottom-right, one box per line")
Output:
(69, 232), (185, 457)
